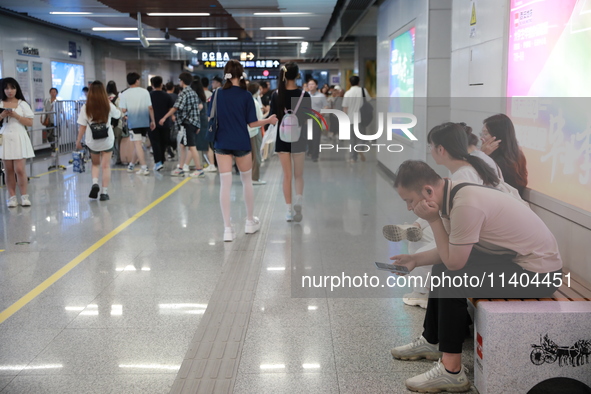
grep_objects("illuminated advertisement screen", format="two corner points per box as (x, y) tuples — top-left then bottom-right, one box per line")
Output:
(389, 27), (415, 101)
(51, 61), (85, 101)
(507, 0), (591, 212)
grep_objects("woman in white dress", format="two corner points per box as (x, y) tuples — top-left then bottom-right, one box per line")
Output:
(0, 78), (35, 207)
(76, 81), (121, 201)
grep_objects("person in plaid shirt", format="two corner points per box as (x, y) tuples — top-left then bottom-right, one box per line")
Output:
(159, 72), (204, 177)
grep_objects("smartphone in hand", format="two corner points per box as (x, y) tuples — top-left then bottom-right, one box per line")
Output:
(374, 262), (410, 275)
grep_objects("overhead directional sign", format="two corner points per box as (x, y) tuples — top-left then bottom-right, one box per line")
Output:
(203, 59), (282, 69)
(240, 52), (255, 61)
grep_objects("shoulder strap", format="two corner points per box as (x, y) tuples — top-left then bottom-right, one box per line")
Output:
(449, 182), (498, 210)
(292, 89), (306, 113)
(210, 89), (219, 118)
(362, 88), (365, 98)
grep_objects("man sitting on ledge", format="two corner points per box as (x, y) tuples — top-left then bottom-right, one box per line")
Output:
(389, 160), (562, 393)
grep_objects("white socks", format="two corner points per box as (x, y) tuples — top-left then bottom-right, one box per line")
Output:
(240, 169), (254, 221)
(92, 178), (98, 185)
(219, 172), (232, 227)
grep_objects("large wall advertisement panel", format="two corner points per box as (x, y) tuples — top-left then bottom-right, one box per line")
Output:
(507, 0), (591, 212)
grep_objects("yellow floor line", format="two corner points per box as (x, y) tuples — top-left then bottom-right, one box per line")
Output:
(0, 177), (191, 325)
(31, 169), (63, 178)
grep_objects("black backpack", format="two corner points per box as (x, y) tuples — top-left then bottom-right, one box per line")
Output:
(360, 88), (373, 127)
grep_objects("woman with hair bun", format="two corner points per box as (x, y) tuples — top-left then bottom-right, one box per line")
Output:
(270, 61), (311, 222)
(210, 59), (277, 242)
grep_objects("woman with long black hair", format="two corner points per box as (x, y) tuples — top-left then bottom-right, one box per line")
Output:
(76, 81), (121, 201)
(481, 113), (528, 196)
(211, 60), (277, 242)
(0, 78), (35, 207)
(270, 62), (310, 222)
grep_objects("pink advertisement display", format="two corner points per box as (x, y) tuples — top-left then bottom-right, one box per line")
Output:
(507, 0), (591, 212)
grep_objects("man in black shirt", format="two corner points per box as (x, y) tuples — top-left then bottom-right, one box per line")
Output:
(149, 76), (175, 171)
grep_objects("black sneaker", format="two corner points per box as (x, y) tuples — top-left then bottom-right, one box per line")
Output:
(89, 184), (100, 199)
(99, 193), (110, 201)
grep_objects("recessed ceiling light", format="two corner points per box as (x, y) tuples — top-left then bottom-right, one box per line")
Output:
(195, 37), (238, 40)
(175, 43), (185, 47)
(92, 27), (138, 31)
(184, 46), (192, 51)
(147, 13), (210, 17)
(124, 37), (167, 41)
(254, 12), (311, 16)
(192, 50), (198, 53)
(260, 27), (310, 30)
(178, 27), (217, 30)
(266, 36), (305, 40)
(50, 12), (92, 15)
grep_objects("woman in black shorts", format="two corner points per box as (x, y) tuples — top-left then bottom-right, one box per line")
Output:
(270, 62), (310, 222)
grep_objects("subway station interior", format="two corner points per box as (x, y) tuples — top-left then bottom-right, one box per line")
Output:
(1, 0), (590, 393)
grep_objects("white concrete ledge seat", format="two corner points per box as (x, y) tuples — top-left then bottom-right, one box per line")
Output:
(470, 272), (591, 394)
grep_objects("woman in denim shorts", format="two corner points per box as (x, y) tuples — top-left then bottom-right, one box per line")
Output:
(211, 60), (277, 242)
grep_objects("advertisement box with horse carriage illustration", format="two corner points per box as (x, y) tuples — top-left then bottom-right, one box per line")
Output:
(474, 301), (591, 394)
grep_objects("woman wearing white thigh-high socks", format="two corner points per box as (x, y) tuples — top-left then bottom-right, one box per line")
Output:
(211, 60), (278, 242)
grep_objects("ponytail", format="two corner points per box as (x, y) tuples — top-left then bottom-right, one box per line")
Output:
(276, 61), (299, 123)
(428, 122), (500, 186)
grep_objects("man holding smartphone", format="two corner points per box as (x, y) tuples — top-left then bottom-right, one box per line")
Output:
(388, 160), (562, 393)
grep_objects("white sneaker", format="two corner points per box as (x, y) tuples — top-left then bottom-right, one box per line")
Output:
(223, 227), (235, 242)
(245, 217), (261, 234)
(403, 291), (429, 309)
(182, 165), (190, 172)
(189, 170), (205, 178)
(293, 196), (303, 222)
(391, 336), (442, 361)
(171, 168), (185, 177)
(136, 168), (150, 176)
(21, 194), (31, 207)
(383, 223), (423, 242)
(286, 210), (294, 222)
(204, 165), (217, 173)
(405, 359), (471, 393)
(127, 163), (135, 172)
(7, 195), (18, 208)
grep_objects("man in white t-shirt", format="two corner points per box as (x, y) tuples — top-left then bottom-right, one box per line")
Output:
(389, 160), (562, 393)
(342, 75), (371, 162)
(201, 77), (213, 101)
(307, 79), (329, 162)
(119, 72), (155, 175)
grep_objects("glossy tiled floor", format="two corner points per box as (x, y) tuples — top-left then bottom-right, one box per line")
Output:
(0, 149), (477, 393)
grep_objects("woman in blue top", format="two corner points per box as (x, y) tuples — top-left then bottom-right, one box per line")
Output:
(212, 60), (277, 242)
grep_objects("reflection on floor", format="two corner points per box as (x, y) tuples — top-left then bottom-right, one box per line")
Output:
(0, 150), (476, 393)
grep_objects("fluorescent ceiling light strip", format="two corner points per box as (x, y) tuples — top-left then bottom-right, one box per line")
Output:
(266, 36), (305, 40)
(147, 13), (210, 17)
(124, 38), (167, 41)
(254, 12), (311, 16)
(50, 12), (92, 15)
(260, 27), (310, 30)
(178, 27), (216, 30)
(196, 37), (238, 40)
(92, 27), (137, 31)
